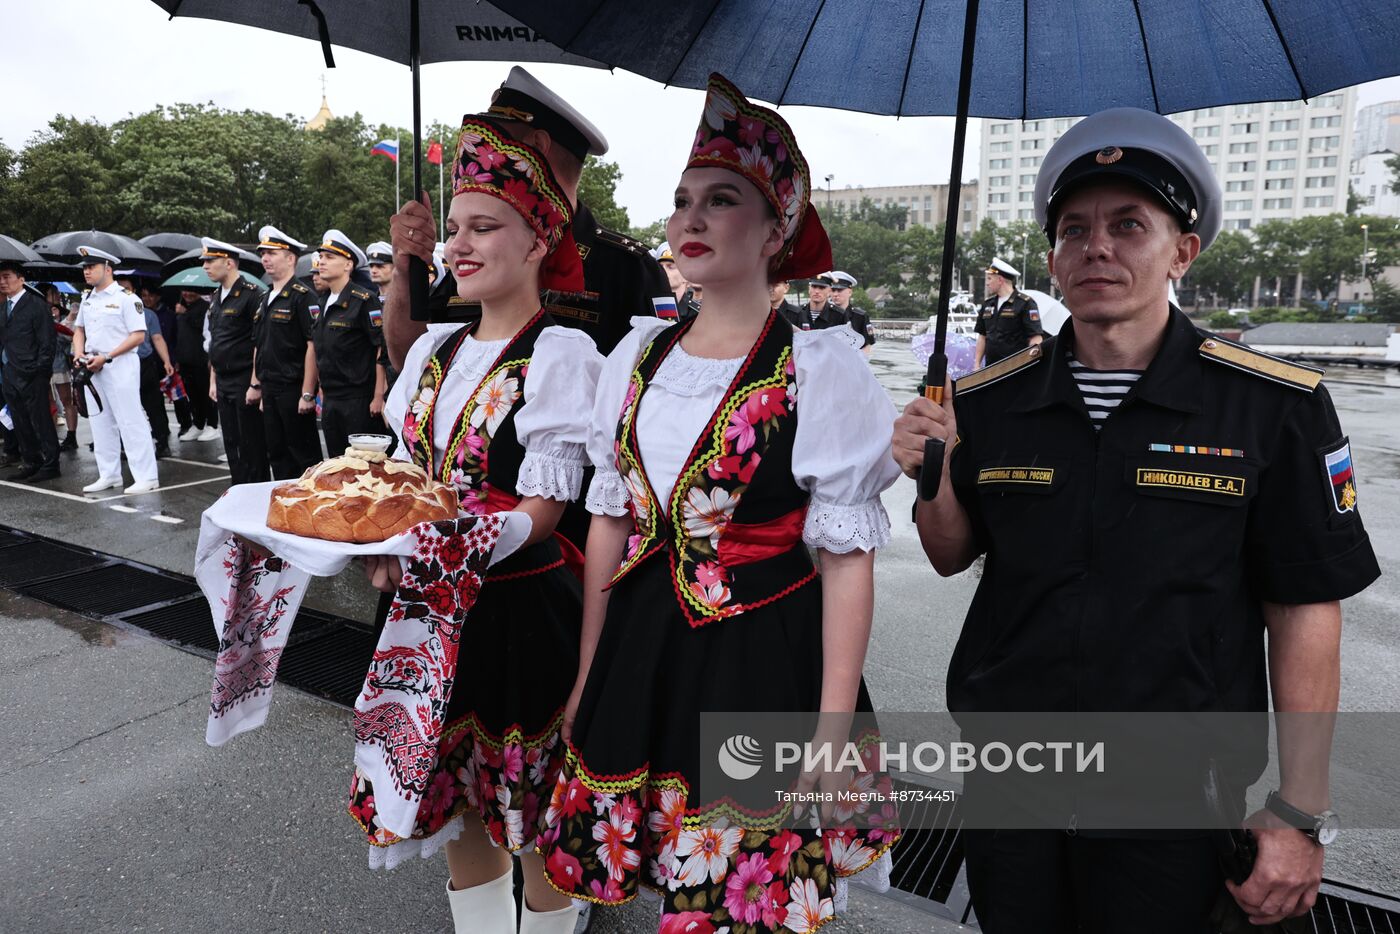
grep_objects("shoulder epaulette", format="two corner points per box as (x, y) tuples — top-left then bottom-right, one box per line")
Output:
(290, 282), (309, 293)
(349, 286), (371, 300)
(1198, 336), (1322, 392)
(595, 228), (648, 255)
(954, 344), (1044, 394)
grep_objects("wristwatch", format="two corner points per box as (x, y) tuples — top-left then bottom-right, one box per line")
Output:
(301, 392), (315, 402)
(1265, 791), (1340, 846)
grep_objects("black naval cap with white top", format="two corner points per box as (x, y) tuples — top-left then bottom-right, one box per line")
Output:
(1033, 107), (1223, 251)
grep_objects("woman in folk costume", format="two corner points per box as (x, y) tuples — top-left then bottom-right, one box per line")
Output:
(358, 115), (602, 934)
(537, 74), (901, 932)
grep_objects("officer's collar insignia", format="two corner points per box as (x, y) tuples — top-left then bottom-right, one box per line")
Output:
(577, 243), (590, 260)
(487, 103), (535, 124)
(1096, 146), (1123, 165)
(1322, 439), (1358, 515)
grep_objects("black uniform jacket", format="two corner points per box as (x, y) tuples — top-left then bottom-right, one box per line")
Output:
(174, 297), (209, 365)
(314, 282), (384, 397)
(426, 203), (671, 355)
(785, 302), (847, 331)
(948, 308), (1378, 720)
(975, 290), (1043, 363)
(0, 289), (56, 382)
(254, 278), (318, 392)
(207, 278), (267, 389)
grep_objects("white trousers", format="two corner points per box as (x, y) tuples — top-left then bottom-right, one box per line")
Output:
(86, 353), (157, 483)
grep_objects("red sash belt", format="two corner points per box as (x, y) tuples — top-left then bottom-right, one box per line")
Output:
(480, 486), (585, 579)
(716, 505), (807, 567)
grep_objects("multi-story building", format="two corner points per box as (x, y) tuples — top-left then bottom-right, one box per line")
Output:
(820, 181), (980, 235)
(1349, 150), (1400, 218)
(979, 89), (1356, 233)
(1354, 101), (1400, 159)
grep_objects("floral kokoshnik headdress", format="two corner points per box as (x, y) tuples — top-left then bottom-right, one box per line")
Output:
(452, 116), (585, 293)
(686, 73), (832, 280)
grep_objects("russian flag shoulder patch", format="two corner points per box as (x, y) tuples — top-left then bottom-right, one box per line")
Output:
(652, 295), (678, 320)
(1322, 437), (1357, 514)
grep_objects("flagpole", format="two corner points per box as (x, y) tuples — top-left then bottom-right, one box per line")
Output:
(395, 132), (401, 215)
(438, 141), (445, 240)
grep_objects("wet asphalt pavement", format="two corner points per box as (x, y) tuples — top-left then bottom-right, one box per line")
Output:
(0, 339), (1396, 932)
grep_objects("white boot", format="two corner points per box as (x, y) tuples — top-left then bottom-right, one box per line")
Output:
(519, 899), (582, 934)
(445, 867), (515, 934)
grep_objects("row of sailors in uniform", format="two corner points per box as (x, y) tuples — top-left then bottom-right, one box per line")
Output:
(70, 229), (405, 493)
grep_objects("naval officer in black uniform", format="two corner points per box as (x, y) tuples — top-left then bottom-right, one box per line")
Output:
(311, 229), (387, 458)
(893, 107), (1380, 934)
(974, 257), (1043, 368)
(788, 272), (847, 330)
(252, 225), (322, 478)
(384, 66), (672, 362)
(829, 270), (875, 349)
(203, 237), (269, 485)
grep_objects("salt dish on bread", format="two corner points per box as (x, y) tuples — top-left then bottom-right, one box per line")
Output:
(266, 446), (458, 543)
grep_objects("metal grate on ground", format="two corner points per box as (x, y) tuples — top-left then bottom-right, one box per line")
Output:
(276, 623), (381, 706)
(1311, 882), (1400, 934)
(20, 561), (198, 617)
(0, 539), (110, 587)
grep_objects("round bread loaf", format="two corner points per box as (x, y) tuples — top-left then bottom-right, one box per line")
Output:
(266, 449), (459, 543)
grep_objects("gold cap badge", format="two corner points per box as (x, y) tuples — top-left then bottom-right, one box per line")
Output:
(1096, 146), (1124, 165)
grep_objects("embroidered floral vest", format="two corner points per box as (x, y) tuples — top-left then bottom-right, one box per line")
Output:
(610, 310), (816, 627)
(401, 311), (551, 515)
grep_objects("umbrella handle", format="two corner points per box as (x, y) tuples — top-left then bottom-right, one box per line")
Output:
(917, 352), (948, 502)
(407, 255), (430, 322)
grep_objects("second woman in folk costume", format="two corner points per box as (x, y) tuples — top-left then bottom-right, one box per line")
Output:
(359, 116), (602, 934)
(537, 74), (900, 932)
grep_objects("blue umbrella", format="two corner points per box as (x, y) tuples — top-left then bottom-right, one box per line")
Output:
(490, 0), (1400, 497)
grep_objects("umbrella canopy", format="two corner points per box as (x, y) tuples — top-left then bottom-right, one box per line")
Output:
(163, 245), (264, 275)
(148, 1), (603, 68)
(30, 230), (163, 267)
(491, 0), (1400, 117)
(0, 235), (45, 266)
(23, 260), (83, 284)
(138, 232), (204, 262)
(162, 268), (267, 291)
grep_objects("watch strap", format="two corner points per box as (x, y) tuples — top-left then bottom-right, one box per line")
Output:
(1265, 791), (1319, 836)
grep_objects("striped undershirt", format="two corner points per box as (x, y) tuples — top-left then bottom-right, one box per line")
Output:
(1067, 352), (1143, 427)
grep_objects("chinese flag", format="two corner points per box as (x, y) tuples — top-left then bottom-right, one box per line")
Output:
(426, 141), (443, 165)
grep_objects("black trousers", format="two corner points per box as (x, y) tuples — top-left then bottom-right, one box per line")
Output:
(962, 830), (1222, 934)
(178, 360), (217, 430)
(215, 391), (270, 485)
(320, 393), (388, 460)
(262, 388), (322, 479)
(139, 353), (170, 447)
(2, 369), (59, 469)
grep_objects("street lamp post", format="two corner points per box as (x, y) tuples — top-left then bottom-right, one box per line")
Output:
(1361, 223), (1369, 315)
(1021, 232), (1028, 288)
(824, 174), (834, 211)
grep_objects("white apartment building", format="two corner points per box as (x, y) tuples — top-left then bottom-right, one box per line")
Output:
(980, 88), (1356, 233)
(1354, 100), (1400, 158)
(820, 181), (980, 234)
(1349, 150), (1400, 218)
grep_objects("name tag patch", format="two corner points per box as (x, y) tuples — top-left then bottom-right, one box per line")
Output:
(979, 467), (1055, 486)
(1136, 468), (1245, 496)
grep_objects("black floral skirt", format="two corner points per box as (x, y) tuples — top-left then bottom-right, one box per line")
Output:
(350, 539), (581, 852)
(535, 553), (898, 932)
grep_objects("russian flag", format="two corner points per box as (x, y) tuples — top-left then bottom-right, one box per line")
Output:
(652, 295), (679, 320)
(371, 139), (399, 162)
(1325, 444), (1352, 485)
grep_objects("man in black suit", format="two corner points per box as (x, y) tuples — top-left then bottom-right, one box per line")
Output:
(0, 262), (60, 480)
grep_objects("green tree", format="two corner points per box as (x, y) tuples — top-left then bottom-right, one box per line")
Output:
(1388, 153), (1400, 195)
(8, 116), (117, 240)
(1185, 230), (1256, 307)
(577, 156), (629, 231)
(993, 219), (1051, 293)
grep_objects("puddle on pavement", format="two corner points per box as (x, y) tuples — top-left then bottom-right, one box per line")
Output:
(0, 589), (135, 648)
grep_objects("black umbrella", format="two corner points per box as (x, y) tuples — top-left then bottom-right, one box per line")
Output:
(139, 232), (204, 263)
(163, 245), (264, 276)
(0, 234), (45, 266)
(24, 260), (84, 284)
(149, 1), (606, 322)
(31, 230), (163, 267)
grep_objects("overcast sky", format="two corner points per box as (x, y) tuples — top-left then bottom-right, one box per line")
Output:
(7, 1), (1400, 233)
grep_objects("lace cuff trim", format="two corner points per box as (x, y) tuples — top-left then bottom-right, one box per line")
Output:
(366, 814), (466, 871)
(516, 448), (585, 502)
(585, 468), (630, 517)
(802, 497), (892, 553)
